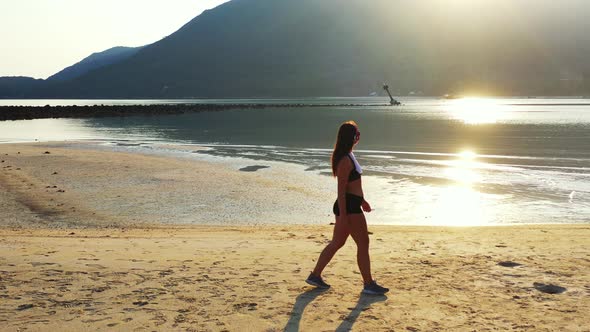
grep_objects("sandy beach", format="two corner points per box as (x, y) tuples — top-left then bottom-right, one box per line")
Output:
(1, 142), (589, 331)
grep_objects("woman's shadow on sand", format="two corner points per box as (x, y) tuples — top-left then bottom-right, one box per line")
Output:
(284, 289), (387, 332)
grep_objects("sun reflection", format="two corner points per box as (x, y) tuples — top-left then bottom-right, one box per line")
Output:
(432, 185), (488, 226)
(433, 149), (488, 226)
(447, 97), (509, 124)
(444, 149), (481, 184)
(458, 150), (476, 160)
(0, 118), (104, 142)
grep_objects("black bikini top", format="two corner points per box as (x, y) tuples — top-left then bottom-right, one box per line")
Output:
(347, 155), (361, 182)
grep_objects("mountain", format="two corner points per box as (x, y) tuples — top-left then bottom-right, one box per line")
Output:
(0, 77), (45, 98)
(0, 46), (142, 98)
(47, 46), (143, 82)
(4, 0), (590, 98)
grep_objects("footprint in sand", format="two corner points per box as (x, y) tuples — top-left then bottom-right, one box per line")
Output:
(158, 269), (174, 277)
(89, 286), (110, 293)
(239, 165), (270, 172)
(30, 262), (57, 267)
(533, 282), (566, 294)
(17, 304), (34, 311)
(498, 261), (522, 268)
(233, 302), (258, 311)
(85, 264), (107, 269)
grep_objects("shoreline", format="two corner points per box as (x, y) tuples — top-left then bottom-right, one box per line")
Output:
(1, 141), (589, 331)
(2, 141), (586, 227)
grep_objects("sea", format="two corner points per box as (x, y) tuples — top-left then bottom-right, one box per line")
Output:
(1, 97), (589, 226)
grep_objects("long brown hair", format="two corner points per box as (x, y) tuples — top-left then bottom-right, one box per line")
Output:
(331, 121), (358, 176)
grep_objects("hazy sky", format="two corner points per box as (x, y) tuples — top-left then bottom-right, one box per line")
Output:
(0, 0), (229, 79)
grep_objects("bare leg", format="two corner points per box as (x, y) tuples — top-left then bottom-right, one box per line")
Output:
(347, 213), (372, 284)
(311, 216), (350, 276)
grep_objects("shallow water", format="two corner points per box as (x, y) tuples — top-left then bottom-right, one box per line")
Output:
(1, 97), (589, 225)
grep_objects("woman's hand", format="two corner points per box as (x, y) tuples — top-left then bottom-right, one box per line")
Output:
(361, 199), (372, 213)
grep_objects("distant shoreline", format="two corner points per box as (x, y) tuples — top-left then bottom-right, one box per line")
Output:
(0, 103), (388, 121)
(3, 100), (590, 121)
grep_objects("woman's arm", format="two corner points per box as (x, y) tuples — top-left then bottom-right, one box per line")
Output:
(361, 198), (372, 212)
(336, 157), (352, 218)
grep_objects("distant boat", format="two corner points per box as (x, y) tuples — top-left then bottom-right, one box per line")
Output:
(369, 92), (378, 96)
(443, 94), (460, 100)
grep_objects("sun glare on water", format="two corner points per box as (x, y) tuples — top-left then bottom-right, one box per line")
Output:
(433, 150), (489, 226)
(444, 149), (481, 184)
(447, 97), (509, 124)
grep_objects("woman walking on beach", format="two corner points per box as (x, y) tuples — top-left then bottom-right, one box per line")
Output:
(306, 121), (389, 295)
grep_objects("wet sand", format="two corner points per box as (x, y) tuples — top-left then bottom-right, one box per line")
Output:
(0, 143), (589, 331)
(0, 142), (334, 227)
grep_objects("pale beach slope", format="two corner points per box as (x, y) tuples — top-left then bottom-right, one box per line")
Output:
(0, 142), (589, 331)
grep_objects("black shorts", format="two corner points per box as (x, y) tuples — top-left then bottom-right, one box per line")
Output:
(333, 193), (363, 216)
